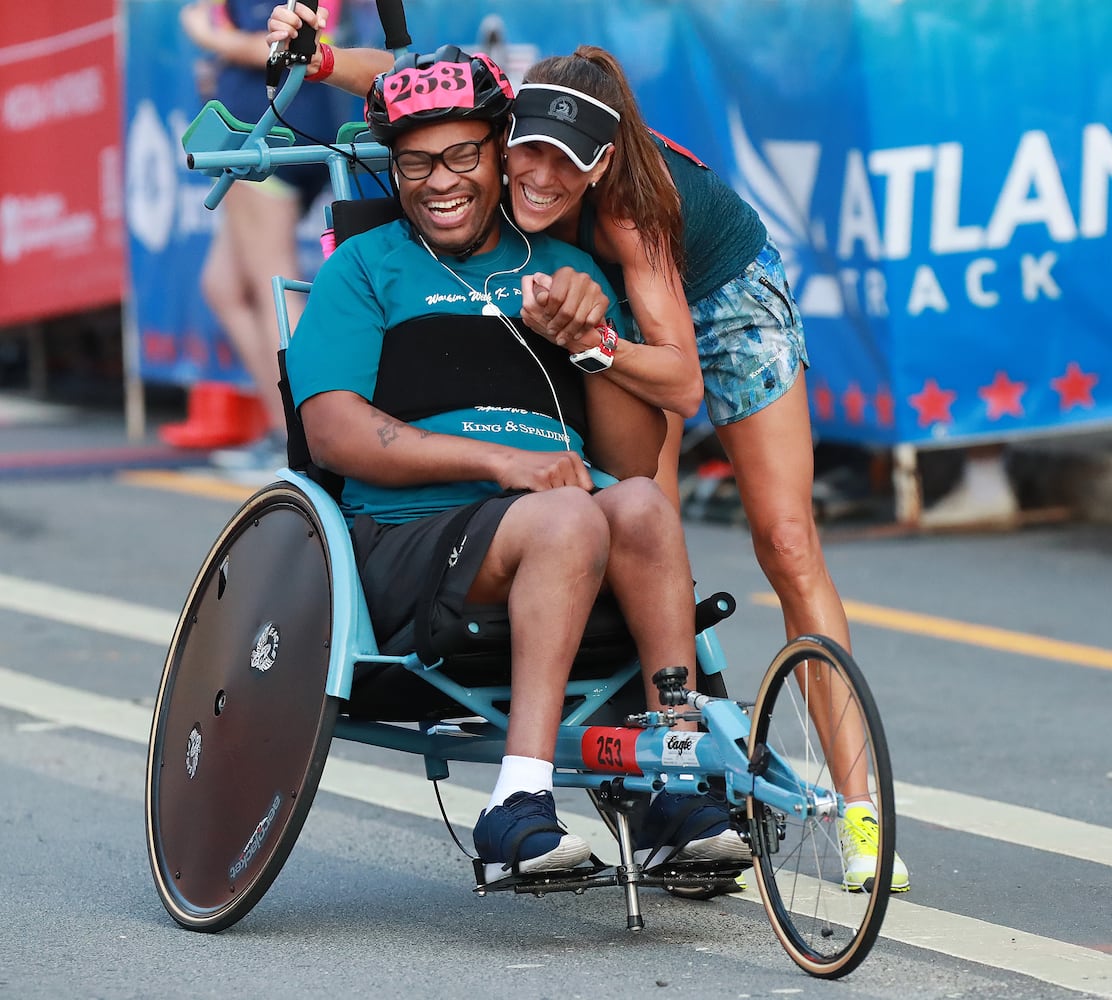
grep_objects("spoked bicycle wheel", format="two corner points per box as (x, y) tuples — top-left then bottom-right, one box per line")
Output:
(145, 483), (338, 931)
(747, 635), (895, 978)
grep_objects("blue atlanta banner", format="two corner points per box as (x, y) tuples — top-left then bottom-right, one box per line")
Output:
(126, 0), (1112, 446)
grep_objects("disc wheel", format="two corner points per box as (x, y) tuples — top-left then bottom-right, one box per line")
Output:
(145, 484), (338, 931)
(747, 635), (894, 978)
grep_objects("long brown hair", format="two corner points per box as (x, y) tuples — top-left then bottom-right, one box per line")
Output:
(523, 46), (685, 276)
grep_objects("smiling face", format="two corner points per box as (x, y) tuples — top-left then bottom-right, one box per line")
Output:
(393, 119), (504, 257)
(503, 140), (612, 242)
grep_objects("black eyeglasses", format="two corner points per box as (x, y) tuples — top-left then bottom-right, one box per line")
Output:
(392, 128), (497, 181)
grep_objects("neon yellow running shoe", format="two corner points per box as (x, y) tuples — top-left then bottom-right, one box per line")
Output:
(839, 805), (910, 893)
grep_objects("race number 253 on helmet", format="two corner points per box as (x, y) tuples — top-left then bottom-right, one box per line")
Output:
(365, 44), (515, 144)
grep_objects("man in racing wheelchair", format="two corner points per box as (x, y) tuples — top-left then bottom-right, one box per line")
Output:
(286, 47), (749, 882)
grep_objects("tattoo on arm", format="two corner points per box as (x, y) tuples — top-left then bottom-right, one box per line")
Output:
(376, 415), (432, 448)
(377, 419), (400, 448)
(375, 417), (433, 448)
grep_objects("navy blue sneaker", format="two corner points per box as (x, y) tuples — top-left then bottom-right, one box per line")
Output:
(634, 790), (751, 870)
(473, 790), (591, 883)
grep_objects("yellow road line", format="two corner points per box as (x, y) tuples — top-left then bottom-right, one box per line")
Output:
(752, 592), (1112, 671)
(119, 469), (256, 503)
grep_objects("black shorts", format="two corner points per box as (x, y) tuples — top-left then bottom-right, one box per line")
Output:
(350, 492), (524, 659)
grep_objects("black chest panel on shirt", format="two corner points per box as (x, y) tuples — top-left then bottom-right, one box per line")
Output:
(371, 313), (588, 437)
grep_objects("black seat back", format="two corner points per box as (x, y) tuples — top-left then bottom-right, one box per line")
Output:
(331, 196), (404, 245)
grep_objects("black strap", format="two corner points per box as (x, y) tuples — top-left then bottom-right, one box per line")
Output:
(648, 795), (724, 865)
(503, 821), (567, 873)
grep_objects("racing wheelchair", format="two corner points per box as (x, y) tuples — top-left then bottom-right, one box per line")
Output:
(144, 0), (896, 979)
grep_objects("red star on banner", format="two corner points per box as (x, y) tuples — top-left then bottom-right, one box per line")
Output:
(978, 370), (1026, 420)
(185, 334), (208, 367)
(908, 378), (956, 427)
(874, 385), (895, 427)
(1051, 362), (1099, 411)
(812, 382), (835, 421)
(842, 383), (868, 424)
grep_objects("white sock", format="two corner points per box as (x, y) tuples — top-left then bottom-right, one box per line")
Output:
(486, 756), (554, 813)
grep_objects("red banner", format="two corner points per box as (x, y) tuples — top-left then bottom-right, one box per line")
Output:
(0, 2), (124, 327)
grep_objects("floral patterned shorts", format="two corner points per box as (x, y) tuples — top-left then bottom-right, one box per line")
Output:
(688, 239), (809, 427)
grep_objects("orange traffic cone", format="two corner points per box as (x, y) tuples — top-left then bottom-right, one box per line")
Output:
(158, 382), (269, 450)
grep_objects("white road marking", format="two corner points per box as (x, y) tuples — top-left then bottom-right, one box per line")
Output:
(893, 781), (1112, 868)
(3, 571), (1112, 991)
(0, 572), (178, 646)
(15, 720), (67, 733)
(727, 871), (1112, 997)
(1, 665), (1111, 997)
(1, 572), (1110, 868)
(781, 753), (1112, 870)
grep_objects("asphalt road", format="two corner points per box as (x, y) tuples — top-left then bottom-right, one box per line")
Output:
(1, 459), (1110, 999)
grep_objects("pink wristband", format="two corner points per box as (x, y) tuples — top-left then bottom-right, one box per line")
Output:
(306, 42), (334, 82)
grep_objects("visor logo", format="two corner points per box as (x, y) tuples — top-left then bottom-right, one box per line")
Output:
(548, 95), (578, 123)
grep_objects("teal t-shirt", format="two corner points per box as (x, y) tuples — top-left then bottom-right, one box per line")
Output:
(287, 216), (624, 523)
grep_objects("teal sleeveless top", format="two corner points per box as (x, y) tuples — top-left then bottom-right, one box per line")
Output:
(577, 132), (767, 307)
